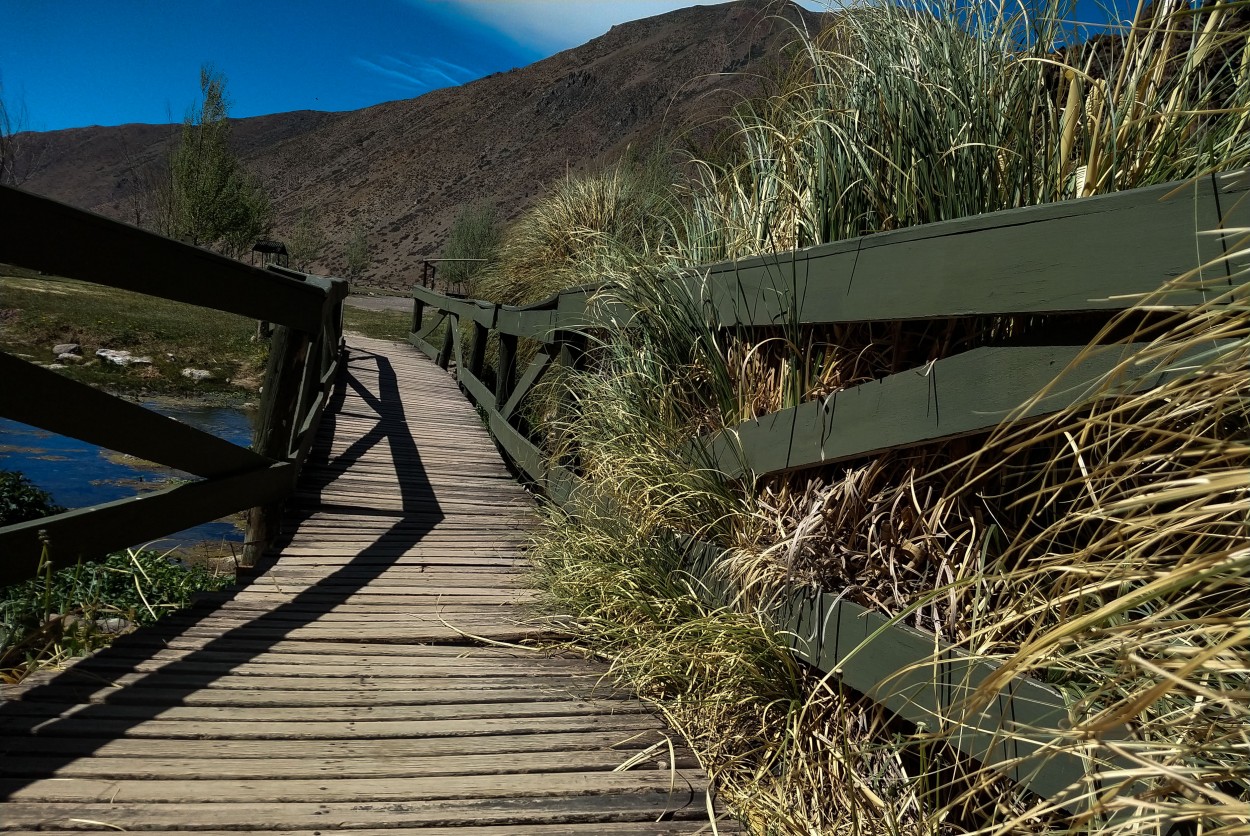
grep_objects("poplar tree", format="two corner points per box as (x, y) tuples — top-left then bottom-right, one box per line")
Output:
(345, 221), (370, 278)
(157, 67), (270, 256)
(287, 208), (324, 269)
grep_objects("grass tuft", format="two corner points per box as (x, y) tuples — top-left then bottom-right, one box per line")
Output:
(472, 0), (1250, 829)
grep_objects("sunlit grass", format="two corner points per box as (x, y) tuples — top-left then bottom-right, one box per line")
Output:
(463, 0), (1250, 830)
(1, 546), (233, 683)
(0, 269), (264, 394)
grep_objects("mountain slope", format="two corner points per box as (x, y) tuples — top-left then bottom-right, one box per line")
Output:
(17, 0), (822, 289)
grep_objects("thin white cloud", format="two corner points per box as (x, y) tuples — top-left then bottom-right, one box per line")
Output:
(428, 56), (478, 80)
(354, 57), (425, 88)
(431, 0), (830, 52)
(355, 53), (478, 91)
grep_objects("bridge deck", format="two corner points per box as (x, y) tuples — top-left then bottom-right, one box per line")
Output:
(0, 336), (723, 833)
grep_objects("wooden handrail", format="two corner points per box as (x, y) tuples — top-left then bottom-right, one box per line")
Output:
(405, 171), (1249, 813)
(0, 187), (334, 332)
(0, 187), (348, 584)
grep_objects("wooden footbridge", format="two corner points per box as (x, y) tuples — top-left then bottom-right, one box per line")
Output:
(3, 173), (1249, 830)
(0, 189), (723, 833)
(0, 333), (721, 832)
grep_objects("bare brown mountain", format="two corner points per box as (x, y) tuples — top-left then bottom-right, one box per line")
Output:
(18, 0), (822, 290)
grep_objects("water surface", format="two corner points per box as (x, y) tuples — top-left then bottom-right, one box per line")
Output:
(0, 401), (256, 551)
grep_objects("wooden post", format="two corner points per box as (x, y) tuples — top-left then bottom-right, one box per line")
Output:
(291, 333), (324, 457)
(468, 322), (488, 378)
(437, 315), (456, 370)
(243, 325), (311, 567)
(411, 296), (424, 335)
(555, 329), (585, 370)
(496, 333), (518, 410)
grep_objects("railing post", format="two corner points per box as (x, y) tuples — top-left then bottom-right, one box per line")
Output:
(555, 329), (585, 370)
(411, 296), (424, 336)
(496, 333), (518, 409)
(468, 322), (488, 378)
(437, 315), (456, 370)
(243, 325), (311, 567)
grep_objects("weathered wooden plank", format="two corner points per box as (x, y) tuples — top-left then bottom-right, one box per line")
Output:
(0, 793), (715, 830)
(96, 635), (551, 656)
(2, 696), (653, 725)
(1, 713), (662, 740)
(413, 286), (497, 328)
(3, 673), (607, 697)
(14, 825), (729, 836)
(496, 306), (560, 339)
(489, 409), (548, 485)
(0, 463), (293, 585)
(0, 352), (270, 478)
(0, 729), (677, 760)
(501, 351), (553, 421)
(693, 171), (1250, 326)
(33, 653), (593, 675)
(0, 750), (694, 780)
(137, 624), (561, 643)
(412, 332), (441, 362)
(1, 770), (693, 804)
(2, 685), (630, 708)
(0, 185), (343, 332)
(708, 340), (1232, 479)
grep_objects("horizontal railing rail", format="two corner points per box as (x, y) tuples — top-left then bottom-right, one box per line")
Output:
(0, 185), (349, 585)
(408, 170), (1249, 812)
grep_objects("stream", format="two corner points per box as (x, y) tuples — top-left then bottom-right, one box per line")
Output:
(0, 401), (256, 552)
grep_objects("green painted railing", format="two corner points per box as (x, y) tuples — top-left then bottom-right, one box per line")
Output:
(0, 185), (349, 585)
(408, 170), (1250, 812)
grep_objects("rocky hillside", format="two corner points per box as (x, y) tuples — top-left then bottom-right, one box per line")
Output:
(16, 0), (823, 290)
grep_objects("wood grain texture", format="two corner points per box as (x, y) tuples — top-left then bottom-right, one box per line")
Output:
(692, 172), (1249, 325)
(0, 463), (294, 584)
(0, 185), (345, 332)
(707, 340), (1233, 479)
(0, 337), (722, 834)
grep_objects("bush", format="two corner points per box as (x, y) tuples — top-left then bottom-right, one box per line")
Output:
(0, 469), (63, 527)
(510, 0), (1250, 829)
(1, 548), (232, 680)
(472, 157), (678, 305)
(441, 202), (503, 289)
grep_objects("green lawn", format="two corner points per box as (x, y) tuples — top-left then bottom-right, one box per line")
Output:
(0, 269), (265, 396)
(342, 304), (412, 342)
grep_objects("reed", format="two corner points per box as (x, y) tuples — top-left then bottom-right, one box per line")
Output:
(503, 0), (1250, 829)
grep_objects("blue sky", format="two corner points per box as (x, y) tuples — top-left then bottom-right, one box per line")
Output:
(2, 0), (1131, 133)
(0, 1), (827, 132)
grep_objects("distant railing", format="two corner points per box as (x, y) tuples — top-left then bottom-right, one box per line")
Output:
(0, 185), (349, 585)
(408, 171), (1249, 811)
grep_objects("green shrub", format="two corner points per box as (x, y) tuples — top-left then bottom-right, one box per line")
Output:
(441, 202), (503, 289)
(507, 0), (1250, 830)
(0, 469), (63, 527)
(1, 548), (232, 680)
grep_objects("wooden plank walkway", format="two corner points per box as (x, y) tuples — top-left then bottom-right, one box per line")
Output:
(0, 336), (725, 834)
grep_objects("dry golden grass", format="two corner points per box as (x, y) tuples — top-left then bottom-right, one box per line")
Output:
(500, 2), (1250, 830)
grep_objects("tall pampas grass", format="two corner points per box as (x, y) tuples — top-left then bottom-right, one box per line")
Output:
(497, 0), (1250, 830)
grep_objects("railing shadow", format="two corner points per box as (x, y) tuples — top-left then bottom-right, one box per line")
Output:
(0, 344), (443, 795)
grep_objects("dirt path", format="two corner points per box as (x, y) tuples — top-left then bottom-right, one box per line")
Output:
(343, 294), (410, 313)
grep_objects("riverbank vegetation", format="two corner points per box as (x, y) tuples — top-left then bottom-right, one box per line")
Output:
(1, 267), (419, 396)
(342, 303), (413, 342)
(469, 0), (1250, 832)
(0, 268), (265, 396)
(0, 470), (232, 682)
